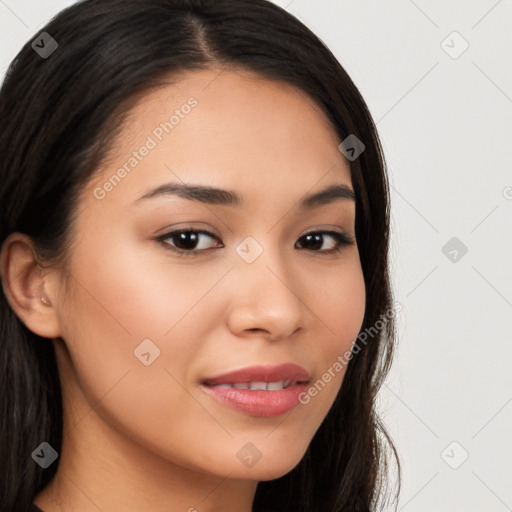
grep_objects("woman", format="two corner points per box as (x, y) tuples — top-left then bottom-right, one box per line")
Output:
(0, 1), (400, 510)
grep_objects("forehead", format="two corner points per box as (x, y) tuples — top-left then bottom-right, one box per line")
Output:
(86, 69), (351, 209)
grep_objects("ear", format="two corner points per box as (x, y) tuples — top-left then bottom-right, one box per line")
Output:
(0, 233), (62, 339)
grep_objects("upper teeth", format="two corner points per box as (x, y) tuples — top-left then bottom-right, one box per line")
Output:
(214, 380), (295, 390)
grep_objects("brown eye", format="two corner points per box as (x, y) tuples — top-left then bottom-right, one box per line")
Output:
(295, 231), (355, 254)
(156, 229), (222, 254)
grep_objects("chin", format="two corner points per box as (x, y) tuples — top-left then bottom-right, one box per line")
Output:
(228, 446), (308, 481)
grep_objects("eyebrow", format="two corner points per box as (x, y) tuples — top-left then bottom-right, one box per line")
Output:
(132, 181), (356, 209)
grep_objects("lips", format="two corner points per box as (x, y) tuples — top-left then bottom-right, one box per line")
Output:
(200, 363), (311, 417)
(202, 363), (310, 386)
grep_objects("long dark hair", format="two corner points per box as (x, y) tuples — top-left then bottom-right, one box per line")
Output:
(0, 1), (400, 510)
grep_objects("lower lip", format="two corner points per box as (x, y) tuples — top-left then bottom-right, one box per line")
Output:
(201, 383), (309, 418)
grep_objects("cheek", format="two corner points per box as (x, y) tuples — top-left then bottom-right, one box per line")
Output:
(56, 232), (230, 415)
(315, 255), (366, 357)
(56, 241), (226, 471)
(299, 257), (366, 409)
(63, 229), (221, 338)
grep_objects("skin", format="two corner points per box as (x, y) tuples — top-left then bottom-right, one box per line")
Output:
(1, 69), (366, 511)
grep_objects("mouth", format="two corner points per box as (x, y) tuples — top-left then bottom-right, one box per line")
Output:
(201, 362), (310, 386)
(203, 379), (303, 390)
(200, 363), (310, 418)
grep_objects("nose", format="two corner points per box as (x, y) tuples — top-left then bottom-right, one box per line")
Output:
(225, 247), (309, 342)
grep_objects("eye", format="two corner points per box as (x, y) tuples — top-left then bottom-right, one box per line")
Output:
(155, 228), (355, 257)
(295, 230), (355, 254)
(156, 229), (222, 255)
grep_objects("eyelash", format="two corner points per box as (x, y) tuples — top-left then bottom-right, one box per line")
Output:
(155, 227), (355, 257)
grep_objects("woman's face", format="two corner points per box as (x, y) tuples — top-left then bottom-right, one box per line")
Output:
(51, 69), (366, 482)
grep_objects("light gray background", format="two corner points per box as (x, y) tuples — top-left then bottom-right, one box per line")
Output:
(1, 1), (511, 511)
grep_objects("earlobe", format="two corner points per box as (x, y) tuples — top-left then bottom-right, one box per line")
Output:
(0, 233), (62, 339)
(41, 295), (52, 306)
